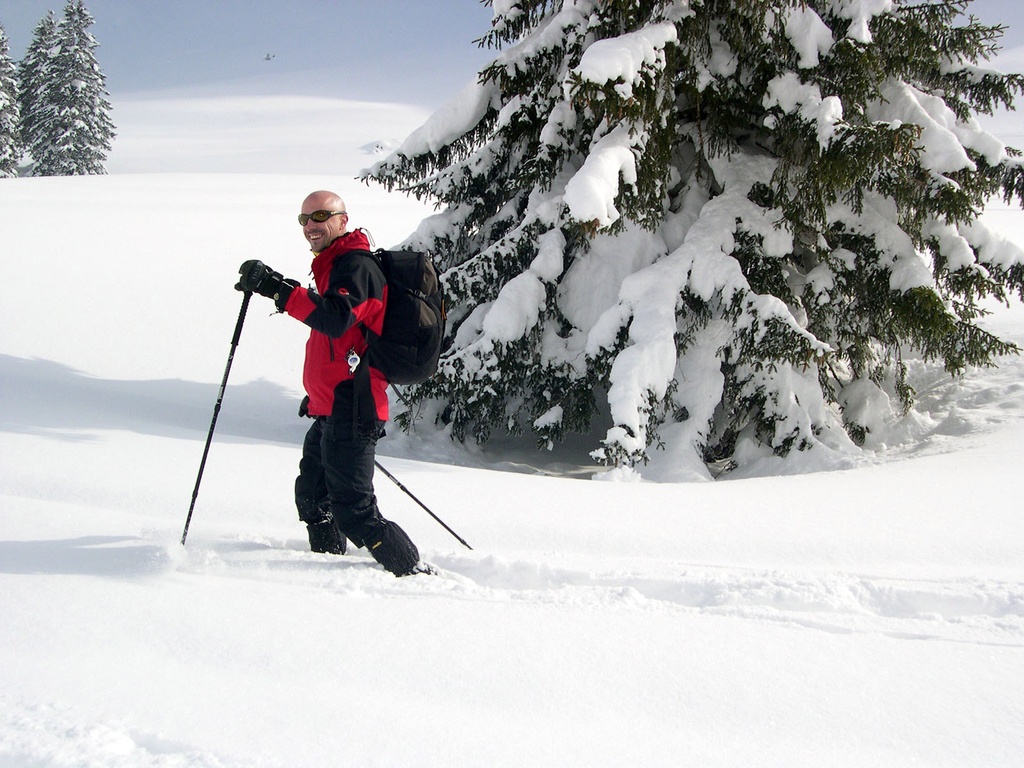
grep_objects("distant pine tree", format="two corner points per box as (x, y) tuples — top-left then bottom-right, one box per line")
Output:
(0, 25), (20, 177)
(367, 0), (1024, 478)
(28, 0), (115, 176)
(17, 11), (59, 172)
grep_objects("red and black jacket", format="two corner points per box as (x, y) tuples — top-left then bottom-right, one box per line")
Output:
(281, 229), (389, 422)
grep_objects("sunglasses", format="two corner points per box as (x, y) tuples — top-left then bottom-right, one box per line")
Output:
(298, 210), (347, 226)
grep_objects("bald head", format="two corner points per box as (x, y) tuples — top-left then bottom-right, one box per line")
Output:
(299, 190), (349, 252)
(303, 190), (345, 212)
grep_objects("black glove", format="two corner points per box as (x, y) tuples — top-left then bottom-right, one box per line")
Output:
(237, 259), (282, 296)
(236, 260), (296, 307)
(298, 395), (311, 418)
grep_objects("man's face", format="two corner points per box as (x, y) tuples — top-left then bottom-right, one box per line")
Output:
(300, 194), (348, 252)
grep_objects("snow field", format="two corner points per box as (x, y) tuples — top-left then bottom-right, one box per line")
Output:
(1, 92), (1023, 766)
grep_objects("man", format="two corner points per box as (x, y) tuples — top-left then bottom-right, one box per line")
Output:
(236, 190), (425, 577)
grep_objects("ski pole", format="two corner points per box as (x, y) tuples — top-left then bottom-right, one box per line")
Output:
(181, 290), (252, 545)
(374, 459), (473, 550)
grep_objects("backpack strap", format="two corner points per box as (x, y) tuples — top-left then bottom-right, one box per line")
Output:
(352, 353), (380, 433)
(345, 248), (387, 434)
(346, 248), (384, 336)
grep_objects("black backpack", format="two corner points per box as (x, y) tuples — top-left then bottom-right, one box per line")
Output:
(358, 249), (446, 385)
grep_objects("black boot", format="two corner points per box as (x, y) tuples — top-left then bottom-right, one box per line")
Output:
(307, 520), (347, 554)
(366, 520), (420, 576)
(306, 505), (347, 555)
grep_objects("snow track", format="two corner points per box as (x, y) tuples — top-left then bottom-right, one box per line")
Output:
(0, 699), (247, 768)
(6, 534), (1020, 768)
(172, 539), (1024, 649)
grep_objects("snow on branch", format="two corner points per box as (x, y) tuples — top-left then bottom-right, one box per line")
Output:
(589, 156), (831, 459)
(764, 71), (844, 147)
(782, 4), (834, 68)
(563, 124), (639, 228)
(379, 77), (500, 161)
(828, 191), (934, 292)
(481, 228), (565, 342)
(832, 0), (894, 44)
(573, 20), (678, 98)
(493, 1), (594, 77)
(867, 80), (1006, 176)
(961, 219), (1024, 271)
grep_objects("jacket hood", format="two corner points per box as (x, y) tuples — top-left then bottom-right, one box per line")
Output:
(309, 229), (372, 293)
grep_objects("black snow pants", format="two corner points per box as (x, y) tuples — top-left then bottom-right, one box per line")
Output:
(294, 414), (420, 576)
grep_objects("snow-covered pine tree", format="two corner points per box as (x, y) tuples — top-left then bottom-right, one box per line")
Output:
(367, 0), (1024, 479)
(28, 0), (114, 176)
(17, 11), (59, 174)
(0, 24), (21, 177)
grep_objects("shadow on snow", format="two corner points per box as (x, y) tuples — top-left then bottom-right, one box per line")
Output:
(0, 353), (306, 446)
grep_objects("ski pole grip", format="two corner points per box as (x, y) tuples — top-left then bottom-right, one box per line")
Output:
(232, 291), (252, 346)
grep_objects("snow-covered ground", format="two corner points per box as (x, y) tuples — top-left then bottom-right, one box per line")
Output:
(1, 90), (1023, 767)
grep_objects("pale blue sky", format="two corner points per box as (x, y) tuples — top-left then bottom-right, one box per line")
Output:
(2, 0), (497, 106)
(2, 0), (1021, 108)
